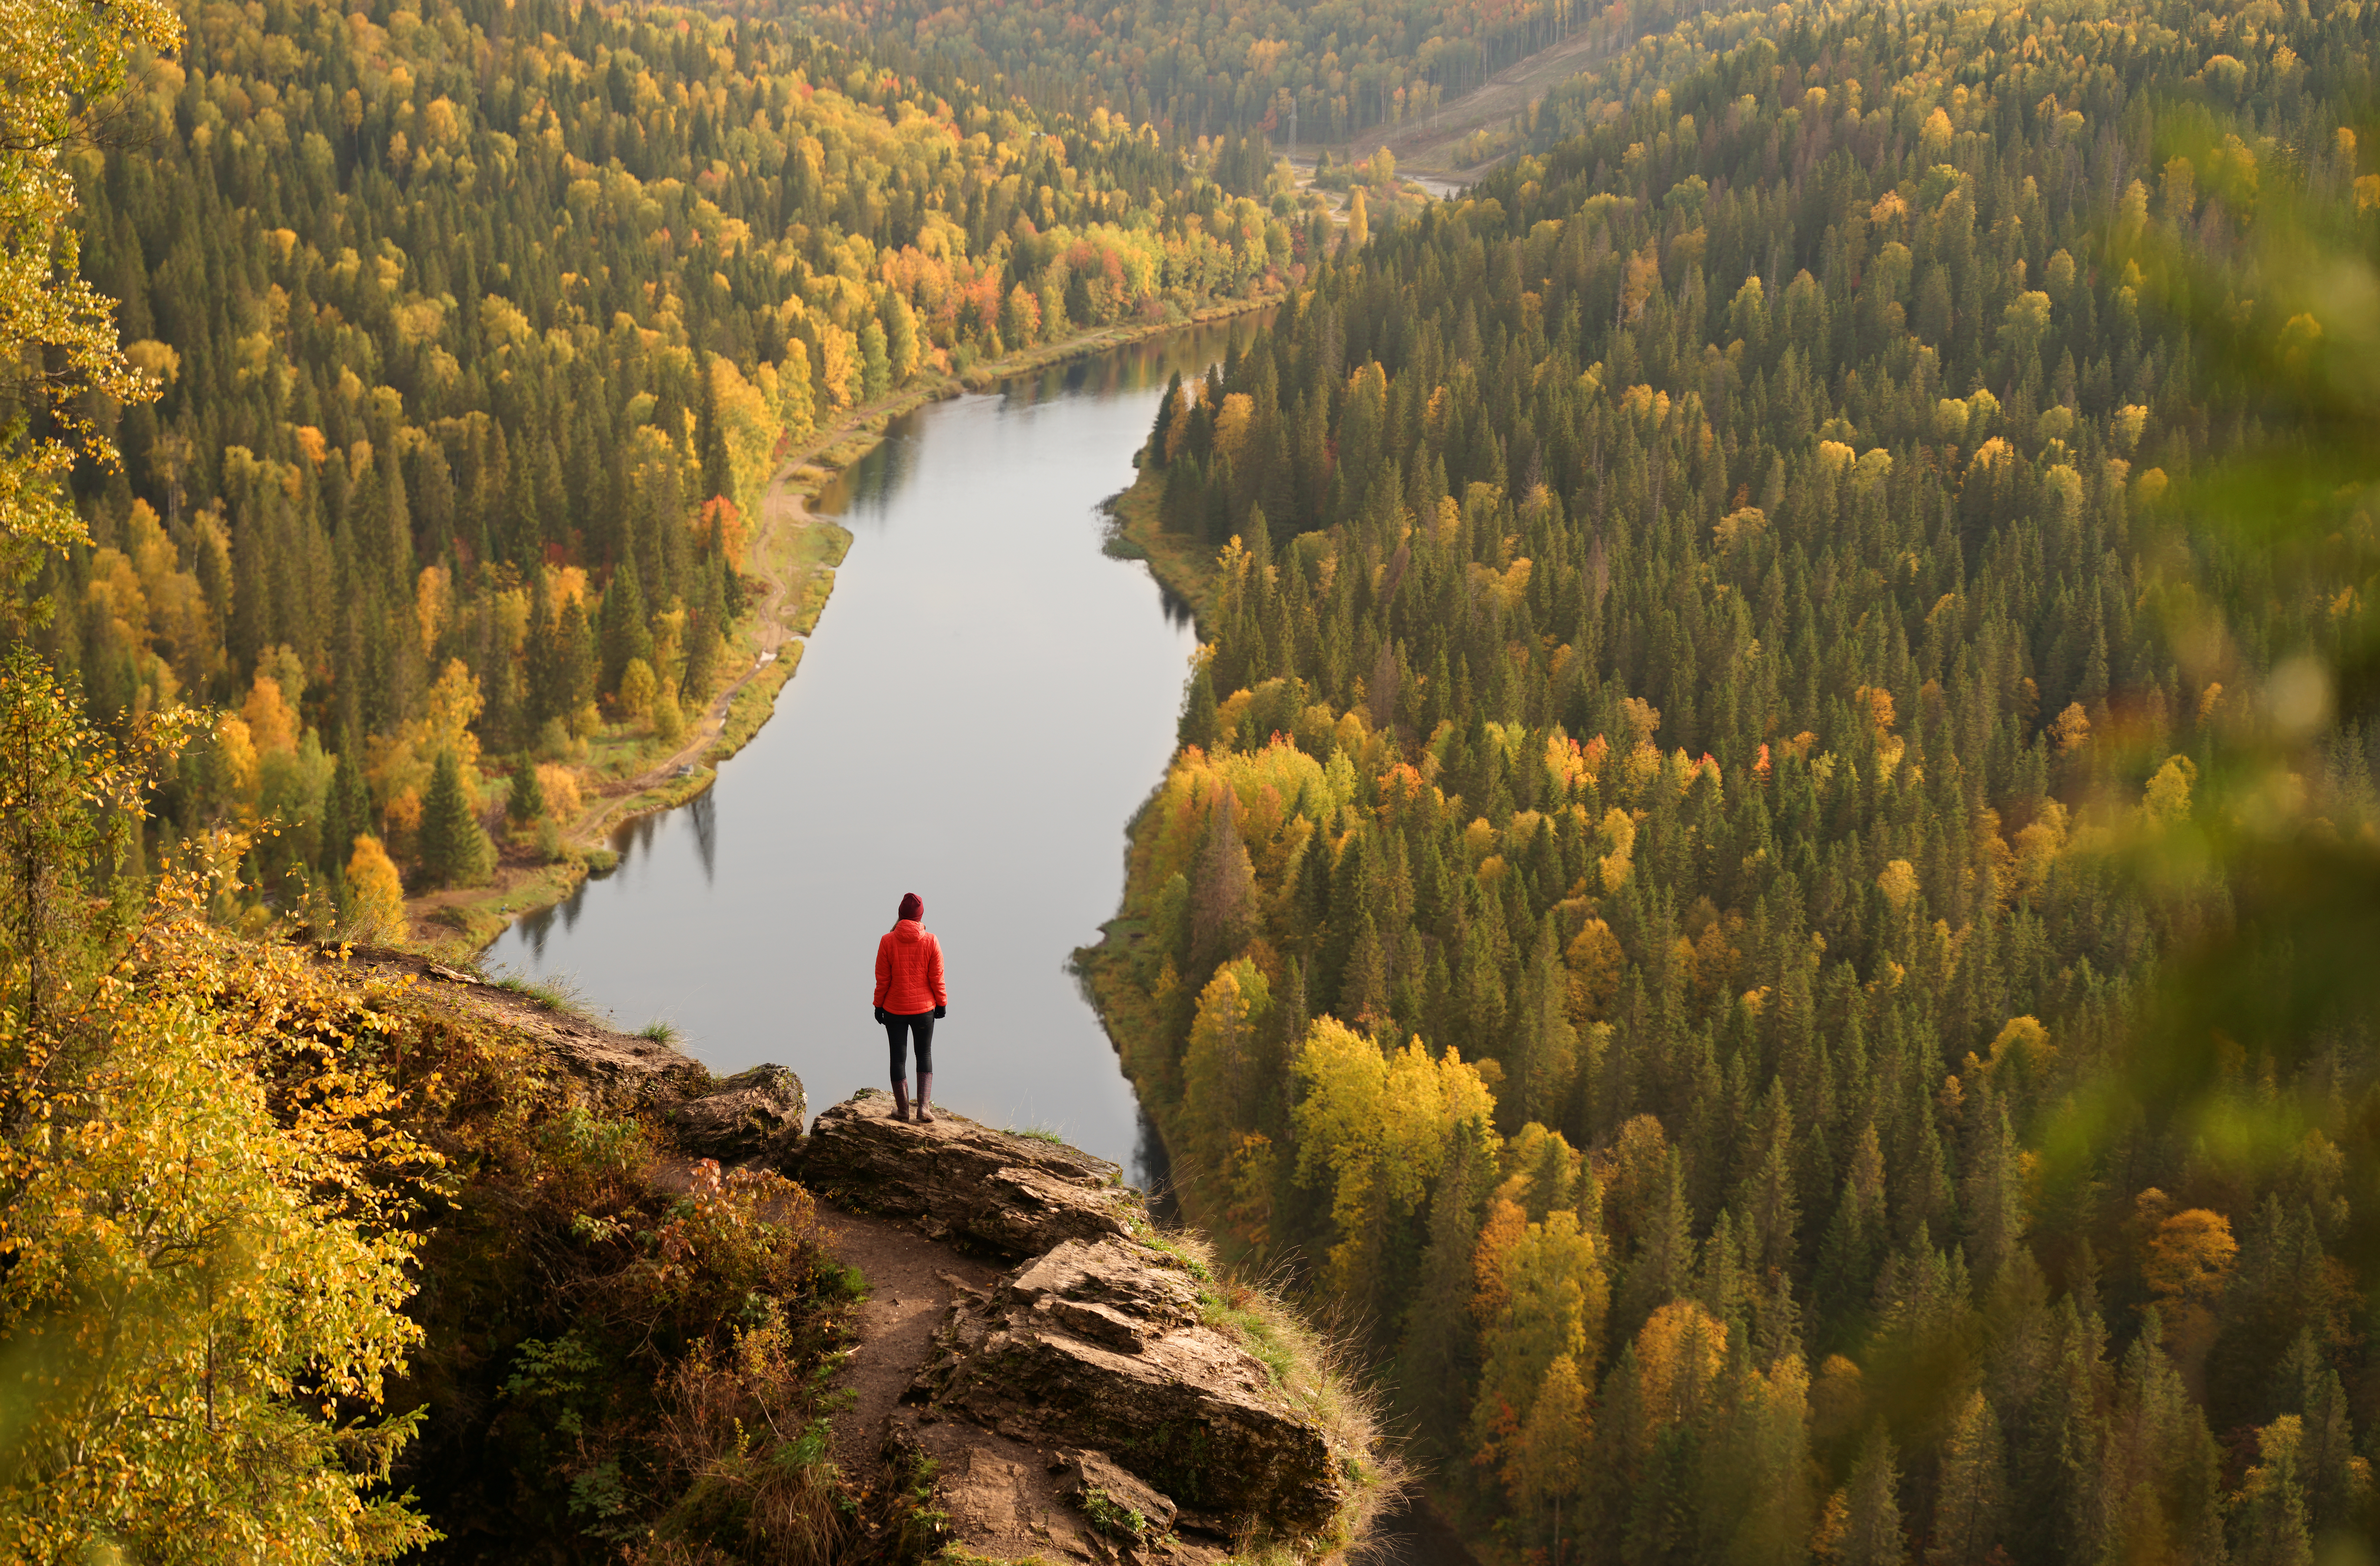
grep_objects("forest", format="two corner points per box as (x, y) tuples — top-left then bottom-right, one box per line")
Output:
(10, 0), (2380, 1550)
(1088, 0), (2380, 1559)
(39, 0), (1298, 929)
(785, 0), (1581, 144)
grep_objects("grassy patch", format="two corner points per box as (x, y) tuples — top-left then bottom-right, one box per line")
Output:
(491, 971), (583, 1012)
(1005, 1126), (1069, 1146)
(636, 1019), (679, 1044)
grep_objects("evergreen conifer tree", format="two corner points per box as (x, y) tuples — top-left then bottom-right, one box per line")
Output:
(505, 756), (546, 826)
(599, 562), (653, 696)
(1180, 665), (1219, 751)
(416, 750), (484, 889)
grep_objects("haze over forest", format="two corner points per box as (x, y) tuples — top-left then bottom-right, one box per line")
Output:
(2, 0), (2379, 1558)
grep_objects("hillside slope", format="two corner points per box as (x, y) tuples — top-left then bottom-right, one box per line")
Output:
(1088, 0), (2380, 1559)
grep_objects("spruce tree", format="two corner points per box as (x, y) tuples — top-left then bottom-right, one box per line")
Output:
(598, 561), (652, 696)
(1179, 665), (1218, 751)
(505, 755), (545, 826)
(416, 750), (483, 889)
(1394, 1121), (1489, 1462)
(320, 731), (373, 880)
(1149, 370), (1182, 465)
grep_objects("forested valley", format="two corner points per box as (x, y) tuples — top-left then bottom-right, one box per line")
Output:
(1090, 1), (2380, 1560)
(11, 0), (2380, 1551)
(0, 0), (1325, 1550)
(43, 0), (1303, 932)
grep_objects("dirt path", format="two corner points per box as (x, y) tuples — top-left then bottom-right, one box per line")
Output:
(816, 1202), (1002, 1482)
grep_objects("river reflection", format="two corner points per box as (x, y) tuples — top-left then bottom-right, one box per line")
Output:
(489, 314), (1272, 1177)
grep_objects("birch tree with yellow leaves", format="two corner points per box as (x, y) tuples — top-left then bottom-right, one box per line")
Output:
(0, 1), (435, 1555)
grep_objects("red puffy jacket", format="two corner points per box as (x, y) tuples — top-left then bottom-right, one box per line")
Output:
(874, 919), (947, 1014)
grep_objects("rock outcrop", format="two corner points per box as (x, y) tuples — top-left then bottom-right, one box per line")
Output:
(801, 1092), (1354, 1549)
(662, 1063), (808, 1164)
(800, 1089), (1139, 1258)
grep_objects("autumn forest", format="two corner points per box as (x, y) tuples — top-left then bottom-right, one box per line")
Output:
(4, 0), (2380, 1557)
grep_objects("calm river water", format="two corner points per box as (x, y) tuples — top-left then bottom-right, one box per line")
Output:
(484, 317), (1272, 1175)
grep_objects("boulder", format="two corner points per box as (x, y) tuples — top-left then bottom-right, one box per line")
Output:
(909, 1234), (1348, 1536)
(662, 1064), (808, 1164)
(798, 1090), (1136, 1258)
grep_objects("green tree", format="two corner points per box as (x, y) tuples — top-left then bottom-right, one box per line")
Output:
(416, 749), (488, 889)
(505, 755), (546, 826)
(1926, 1390), (2007, 1566)
(1831, 1431), (1907, 1566)
(599, 561), (654, 696)
(1394, 1119), (1489, 1461)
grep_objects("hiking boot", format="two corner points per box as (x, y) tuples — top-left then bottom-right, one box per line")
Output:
(915, 1073), (936, 1124)
(892, 1081), (911, 1122)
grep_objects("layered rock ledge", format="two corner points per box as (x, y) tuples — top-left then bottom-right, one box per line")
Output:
(798, 1091), (1358, 1552)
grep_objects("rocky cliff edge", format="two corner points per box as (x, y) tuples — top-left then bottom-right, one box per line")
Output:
(371, 949), (1382, 1561)
(798, 1090), (1382, 1561)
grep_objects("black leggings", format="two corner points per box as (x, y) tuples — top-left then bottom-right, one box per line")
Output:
(885, 1012), (936, 1079)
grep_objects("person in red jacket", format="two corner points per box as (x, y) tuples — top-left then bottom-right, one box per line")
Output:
(873, 891), (948, 1122)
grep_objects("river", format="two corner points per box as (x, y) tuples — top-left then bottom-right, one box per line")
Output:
(484, 315), (1272, 1177)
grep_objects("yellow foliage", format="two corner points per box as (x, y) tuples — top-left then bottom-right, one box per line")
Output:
(1182, 959), (1271, 1220)
(536, 763), (584, 823)
(214, 715), (260, 808)
(2142, 753), (2197, 825)
(0, 911), (433, 1561)
(1139, 735), (1346, 898)
(1292, 1018), (1496, 1300)
(2144, 1206), (2238, 1305)
(366, 658), (485, 811)
(1596, 806), (1636, 892)
(1213, 392), (1256, 462)
(1633, 1299), (1728, 1442)
(346, 834), (408, 941)
(414, 564), (450, 656)
(1565, 918), (1625, 1022)
(241, 672), (300, 757)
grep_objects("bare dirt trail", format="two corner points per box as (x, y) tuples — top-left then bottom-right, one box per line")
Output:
(818, 1202), (1002, 1483)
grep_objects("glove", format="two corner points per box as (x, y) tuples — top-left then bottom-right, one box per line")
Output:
(933, 1005), (947, 1019)
(873, 1007), (887, 1025)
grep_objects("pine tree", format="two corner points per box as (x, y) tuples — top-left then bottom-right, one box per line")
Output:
(1149, 371), (1183, 465)
(1926, 1389), (2008, 1566)
(599, 561), (653, 696)
(1188, 787), (1257, 978)
(319, 730), (374, 880)
(1395, 1120), (1488, 1462)
(697, 354), (731, 504)
(1180, 664), (1219, 751)
(416, 750), (486, 889)
(505, 755), (546, 826)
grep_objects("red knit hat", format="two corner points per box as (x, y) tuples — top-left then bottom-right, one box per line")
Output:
(898, 892), (923, 922)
